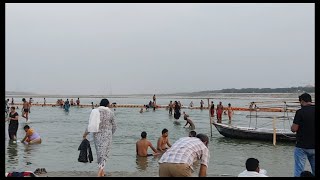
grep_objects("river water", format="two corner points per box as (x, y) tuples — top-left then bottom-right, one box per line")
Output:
(5, 93), (313, 177)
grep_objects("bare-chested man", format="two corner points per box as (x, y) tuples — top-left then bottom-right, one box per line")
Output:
(157, 128), (171, 152)
(183, 111), (195, 130)
(22, 98), (30, 122)
(136, 131), (159, 157)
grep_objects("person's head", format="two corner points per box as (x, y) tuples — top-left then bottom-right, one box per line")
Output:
(10, 106), (15, 112)
(141, 131), (147, 138)
(219, 101), (222, 105)
(100, 99), (110, 107)
(245, 158), (260, 172)
(162, 128), (168, 137)
(228, 103), (231, 107)
(189, 131), (197, 137)
(22, 98), (26, 102)
(170, 101), (172, 103)
(299, 93), (312, 104)
(183, 111), (186, 114)
(196, 133), (209, 147)
(24, 125), (30, 132)
(300, 171), (314, 177)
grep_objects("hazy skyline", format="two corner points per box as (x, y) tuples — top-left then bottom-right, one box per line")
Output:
(6, 3), (314, 95)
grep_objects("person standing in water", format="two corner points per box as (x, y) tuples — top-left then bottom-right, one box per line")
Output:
(173, 101), (181, 120)
(168, 101), (173, 116)
(210, 101), (215, 118)
(22, 98), (30, 122)
(76, 98), (80, 106)
(224, 103), (234, 123)
(157, 128), (172, 153)
(8, 106), (19, 141)
(200, 100), (204, 110)
(216, 102), (224, 123)
(43, 98), (46, 106)
(153, 94), (156, 105)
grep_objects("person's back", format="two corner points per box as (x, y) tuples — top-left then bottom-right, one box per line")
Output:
(291, 93), (315, 177)
(136, 131), (158, 157)
(158, 134), (209, 177)
(294, 105), (315, 149)
(136, 139), (150, 156)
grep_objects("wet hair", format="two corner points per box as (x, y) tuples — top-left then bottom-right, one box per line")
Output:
(162, 128), (168, 134)
(24, 125), (30, 130)
(228, 103), (231, 106)
(300, 171), (314, 177)
(100, 99), (110, 107)
(299, 93), (312, 102)
(196, 134), (209, 143)
(189, 131), (197, 137)
(246, 158), (259, 171)
(141, 131), (147, 138)
(22, 98), (26, 102)
(10, 106), (15, 110)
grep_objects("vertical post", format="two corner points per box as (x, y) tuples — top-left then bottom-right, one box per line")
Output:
(273, 116), (276, 146)
(208, 98), (212, 137)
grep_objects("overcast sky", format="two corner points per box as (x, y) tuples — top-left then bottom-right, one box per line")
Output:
(5, 3), (314, 95)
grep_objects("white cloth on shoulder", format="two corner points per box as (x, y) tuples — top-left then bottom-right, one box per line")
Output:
(87, 106), (110, 132)
(238, 169), (268, 177)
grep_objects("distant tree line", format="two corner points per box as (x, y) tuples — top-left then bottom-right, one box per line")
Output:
(191, 86), (314, 94)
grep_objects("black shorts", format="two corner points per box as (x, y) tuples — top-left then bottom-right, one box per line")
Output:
(24, 109), (29, 113)
(147, 154), (153, 157)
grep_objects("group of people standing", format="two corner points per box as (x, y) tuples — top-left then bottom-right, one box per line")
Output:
(6, 98), (41, 144)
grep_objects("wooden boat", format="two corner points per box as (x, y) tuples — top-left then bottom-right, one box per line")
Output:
(211, 101), (298, 143)
(212, 121), (296, 142)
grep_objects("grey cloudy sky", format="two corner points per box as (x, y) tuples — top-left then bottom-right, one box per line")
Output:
(5, 3), (314, 95)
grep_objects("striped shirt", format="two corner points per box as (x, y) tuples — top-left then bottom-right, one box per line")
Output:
(158, 137), (209, 170)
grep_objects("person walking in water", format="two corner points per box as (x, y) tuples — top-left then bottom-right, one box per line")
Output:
(224, 103), (234, 123)
(83, 98), (117, 177)
(136, 131), (159, 157)
(216, 102), (224, 123)
(183, 112), (195, 130)
(43, 98), (46, 106)
(22, 98), (30, 122)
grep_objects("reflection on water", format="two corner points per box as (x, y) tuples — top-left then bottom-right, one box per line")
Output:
(136, 156), (148, 171)
(7, 140), (18, 164)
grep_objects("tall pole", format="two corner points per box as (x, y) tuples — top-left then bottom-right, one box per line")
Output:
(208, 98), (212, 137)
(273, 116), (276, 146)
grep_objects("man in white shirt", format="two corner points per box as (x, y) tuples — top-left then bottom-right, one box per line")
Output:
(238, 158), (268, 177)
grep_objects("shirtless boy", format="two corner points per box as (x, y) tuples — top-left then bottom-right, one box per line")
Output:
(22, 98), (30, 122)
(136, 131), (159, 157)
(157, 128), (171, 152)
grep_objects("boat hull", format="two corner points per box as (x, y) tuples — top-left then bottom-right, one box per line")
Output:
(213, 122), (296, 142)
